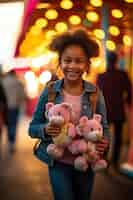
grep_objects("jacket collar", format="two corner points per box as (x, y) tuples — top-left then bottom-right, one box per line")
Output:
(53, 79), (97, 93)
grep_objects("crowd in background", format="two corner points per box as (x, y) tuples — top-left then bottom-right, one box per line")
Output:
(0, 69), (26, 154)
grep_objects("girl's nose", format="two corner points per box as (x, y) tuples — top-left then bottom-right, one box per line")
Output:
(69, 60), (77, 67)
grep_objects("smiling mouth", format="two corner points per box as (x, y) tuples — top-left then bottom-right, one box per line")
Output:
(68, 71), (79, 74)
(66, 70), (81, 74)
(66, 72), (80, 78)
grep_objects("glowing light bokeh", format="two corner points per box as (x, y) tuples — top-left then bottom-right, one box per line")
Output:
(55, 22), (68, 33)
(24, 71), (38, 98)
(35, 18), (48, 28)
(39, 70), (52, 85)
(45, 30), (57, 40)
(45, 9), (58, 20)
(124, 0), (133, 3)
(90, 0), (103, 7)
(93, 29), (105, 39)
(111, 9), (123, 18)
(69, 15), (81, 25)
(60, 0), (73, 10)
(123, 35), (132, 46)
(106, 40), (116, 51)
(86, 11), (99, 22)
(109, 25), (120, 36)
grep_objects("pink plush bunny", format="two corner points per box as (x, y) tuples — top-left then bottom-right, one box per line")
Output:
(71, 114), (107, 172)
(45, 102), (76, 159)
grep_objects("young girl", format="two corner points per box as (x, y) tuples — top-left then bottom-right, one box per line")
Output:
(28, 29), (110, 200)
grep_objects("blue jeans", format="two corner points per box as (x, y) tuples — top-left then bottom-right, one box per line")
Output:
(7, 108), (19, 144)
(48, 161), (94, 200)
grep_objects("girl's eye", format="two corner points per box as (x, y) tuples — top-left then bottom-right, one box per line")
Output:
(58, 112), (61, 115)
(75, 58), (86, 64)
(63, 59), (71, 64)
(90, 128), (94, 131)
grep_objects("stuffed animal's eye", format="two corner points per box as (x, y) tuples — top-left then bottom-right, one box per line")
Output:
(90, 128), (94, 131)
(58, 112), (61, 115)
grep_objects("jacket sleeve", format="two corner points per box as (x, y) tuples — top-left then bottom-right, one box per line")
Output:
(96, 90), (110, 141)
(28, 87), (51, 141)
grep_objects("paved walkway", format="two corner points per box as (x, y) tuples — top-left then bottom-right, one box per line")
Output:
(0, 116), (132, 200)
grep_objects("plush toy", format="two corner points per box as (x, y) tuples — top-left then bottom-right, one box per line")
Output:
(45, 102), (76, 159)
(69, 114), (108, 172)
(68, 138), (89, 171)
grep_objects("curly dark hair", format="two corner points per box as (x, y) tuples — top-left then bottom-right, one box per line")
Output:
(49, 29), (99, 63)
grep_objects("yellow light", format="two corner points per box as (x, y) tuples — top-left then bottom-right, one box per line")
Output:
(111, 9), (123, 18)
(31, 56), (46, 67)
(55, 22), (68, 33)
(29, 26), (42, 35)
(106, 40), (116, 51)
(31, 53), (55, 67)
(37, 3), (51, 9)
(124, 0), (133, 3)
(35, 18), (48, 28)
(45, 30), (57, 40)
(123, 35), (132, 46)
(69, 15), (81, 25)
(24, 71), (38, 98)
(45, 9), (58, 20)
(26, 37), (40, 46)
(60, 0), (73, 10)
(86, 11), (99, 22)
(91, 57), (102, 68)
(109, 26), (120, 36)
(93, 29), (105, 39)
(90, 0), (103, 7)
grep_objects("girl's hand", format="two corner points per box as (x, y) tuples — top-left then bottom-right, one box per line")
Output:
(96, 138), (109, 156)
(45, 123), (61, 137)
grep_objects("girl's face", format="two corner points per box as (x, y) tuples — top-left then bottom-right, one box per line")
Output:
(60, 45), (89, 82)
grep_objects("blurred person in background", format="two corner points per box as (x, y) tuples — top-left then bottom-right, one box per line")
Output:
(97, 51), (132, 168)
(2, 70), (26, 153)
(0, 77), (8, 154)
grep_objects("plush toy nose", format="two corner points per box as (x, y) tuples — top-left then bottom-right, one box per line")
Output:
(84, 130), (103, 142)
(50, 116), (64, 125)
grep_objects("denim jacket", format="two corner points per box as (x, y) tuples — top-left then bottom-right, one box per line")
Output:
(28, 79), (110, 167)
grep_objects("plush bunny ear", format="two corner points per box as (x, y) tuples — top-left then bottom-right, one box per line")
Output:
(79, 116), (88, 124)
(61, 102), (72, 112)
(45, 102), (54, 119)
(93, 114), (102, 122)
(45, 102), (54, 111)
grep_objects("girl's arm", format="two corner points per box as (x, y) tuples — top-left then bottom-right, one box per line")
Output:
(28, 87), (51, 141)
